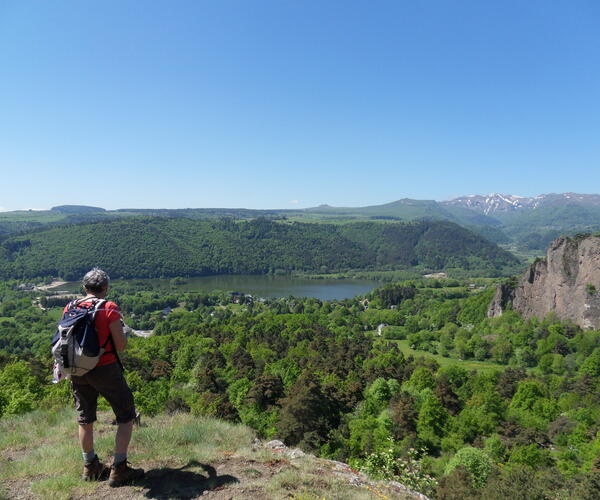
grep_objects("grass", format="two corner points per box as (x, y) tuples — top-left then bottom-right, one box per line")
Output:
(0, 408), (255, 499)
(266, 464), (379, 500)
(0, 408), (413, 499)
(390, 339), (509, 373)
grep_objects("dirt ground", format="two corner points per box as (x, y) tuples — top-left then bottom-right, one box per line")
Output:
(2, 456), (292, 500)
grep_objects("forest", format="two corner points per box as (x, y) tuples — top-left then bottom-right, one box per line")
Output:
(2, 276), (600, 499)
(0, 217), (520, 280)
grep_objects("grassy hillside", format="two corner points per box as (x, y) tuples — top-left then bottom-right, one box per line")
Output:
(0, 408), (417, 500)
(0, 218), (520, 280)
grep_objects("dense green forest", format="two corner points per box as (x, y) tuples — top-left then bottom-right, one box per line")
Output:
(2, 277), (600, 498)
(3, 197), (600, 252)
(0, 218), (520, 280)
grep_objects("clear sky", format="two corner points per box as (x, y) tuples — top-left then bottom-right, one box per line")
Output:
(1, 0), (599, 210)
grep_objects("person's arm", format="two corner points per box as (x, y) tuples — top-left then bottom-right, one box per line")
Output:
(109, 319), (128, 351)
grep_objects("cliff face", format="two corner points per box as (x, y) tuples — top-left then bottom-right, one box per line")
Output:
(488, 235), (600, 329)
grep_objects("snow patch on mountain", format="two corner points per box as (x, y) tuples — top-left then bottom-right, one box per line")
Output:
(442, 193), (600, 215)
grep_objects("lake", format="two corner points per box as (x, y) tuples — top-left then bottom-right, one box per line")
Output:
(50, 275), (379, 301)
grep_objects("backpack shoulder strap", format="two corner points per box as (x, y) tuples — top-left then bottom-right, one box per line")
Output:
(91, 299), (107, 320)
(67, 298), (82, 310)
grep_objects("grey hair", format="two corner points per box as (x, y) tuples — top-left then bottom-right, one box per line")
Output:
(82, 268), (110, 293)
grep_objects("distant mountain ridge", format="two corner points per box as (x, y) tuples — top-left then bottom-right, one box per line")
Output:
(3, 192), (600, 252)
(442, 192), (600, 216)
(305, 192), (600, 250)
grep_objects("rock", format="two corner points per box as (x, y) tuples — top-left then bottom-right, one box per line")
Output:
(488, 235), (600, 329)
(389, 481), (431, 499)
(265, 440), (286, 449)
(347, 474), (363, 486)
(488, 283), (515, 318)
(286, 448), (305, 459)
(331, 460), (352, 471)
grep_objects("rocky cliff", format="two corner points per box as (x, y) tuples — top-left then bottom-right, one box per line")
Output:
(488, 234), (600, 329)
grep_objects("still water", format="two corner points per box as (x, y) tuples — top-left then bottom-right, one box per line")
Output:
(52, 275), (379, 301)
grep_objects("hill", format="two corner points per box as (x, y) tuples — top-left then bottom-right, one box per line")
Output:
(50, 205), (106, 214)
(3, 193), (600, 251)
(0, 218), (520, 280)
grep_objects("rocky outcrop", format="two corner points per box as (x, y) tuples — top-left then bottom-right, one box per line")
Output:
(488, 235), (600, 329)
(262, 439), (430, 499)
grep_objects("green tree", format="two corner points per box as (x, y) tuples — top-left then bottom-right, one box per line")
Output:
(417, 389), (448, 450)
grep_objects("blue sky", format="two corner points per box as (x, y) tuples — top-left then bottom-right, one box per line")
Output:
(1, 0), (599, 210)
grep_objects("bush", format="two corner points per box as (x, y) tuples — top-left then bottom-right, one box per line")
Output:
(445, 446), (493, 488)
(360, 443), (437, 497)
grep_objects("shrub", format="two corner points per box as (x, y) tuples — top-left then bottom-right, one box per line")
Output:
(445, 446), (493, 488)
(508, 444), (553, 468)
(360, 443), (438, 497)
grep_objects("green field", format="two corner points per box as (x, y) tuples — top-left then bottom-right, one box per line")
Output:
(389, 338), (510, 373)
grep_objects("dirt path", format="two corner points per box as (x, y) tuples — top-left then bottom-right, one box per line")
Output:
(3, 457), (297, 500)
(33, 281), (68, 291)
(2, 455), (422, 500)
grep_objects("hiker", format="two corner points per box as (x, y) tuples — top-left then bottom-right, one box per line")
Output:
(68, 268), (144, 486)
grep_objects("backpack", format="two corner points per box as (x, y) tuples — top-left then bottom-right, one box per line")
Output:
(51, 298), (111, 379)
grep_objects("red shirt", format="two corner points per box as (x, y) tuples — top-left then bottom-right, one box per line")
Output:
(63, 298), (122, 367)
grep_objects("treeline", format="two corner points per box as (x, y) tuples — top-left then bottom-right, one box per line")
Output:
(2, 279), (600, 497)
(0, 217), (520, 280)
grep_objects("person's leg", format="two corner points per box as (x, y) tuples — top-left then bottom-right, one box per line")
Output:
(93, 364), (137, 464)
(114, 420), (133, 462)
(72, 379), (99, 461)
(93, 364), (143, 486)
(79, 422), (94, 454)
(72, 378), (105, 480)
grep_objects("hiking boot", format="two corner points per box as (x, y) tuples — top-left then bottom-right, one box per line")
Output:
(109, 461), (144, 487)
(82, 455), (106, 481)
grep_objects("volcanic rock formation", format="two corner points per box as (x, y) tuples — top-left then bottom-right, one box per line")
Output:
(488, 234), (600, 329)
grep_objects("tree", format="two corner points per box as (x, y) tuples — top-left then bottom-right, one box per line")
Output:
(389, 391), (418, 441)
(580, 348), (600, 377)
(510, 381), (545, 413)
(435, 374), (462, 415)
(276, 373), (338, 451)
(407, 367), (435, 392)
(417, 390), (448, 450)
(495, 368), (526, 399)
(245, 373), (284, 410)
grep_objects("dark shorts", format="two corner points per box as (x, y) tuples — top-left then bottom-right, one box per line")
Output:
(71, 362), (136, 425)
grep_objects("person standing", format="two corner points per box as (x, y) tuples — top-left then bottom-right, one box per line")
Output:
(68, 268), (144, 486)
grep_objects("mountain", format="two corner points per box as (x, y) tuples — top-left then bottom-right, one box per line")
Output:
(442, 193), (532, 215)
(50, 205), (106, 214)
(0, 218), (520, 280)
(2, 192), (599, 252)
(442, 193), (600, 250)
(307, 198), (455, 220)
(442, 192), (600, 216)
(488, 234), (600, 329)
